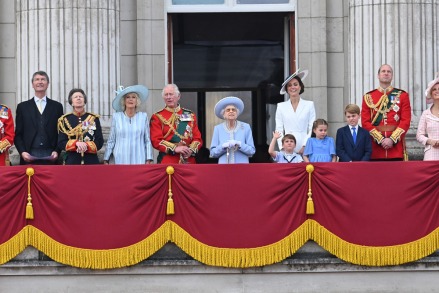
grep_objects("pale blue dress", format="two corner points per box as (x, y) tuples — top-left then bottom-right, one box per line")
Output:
(303, 136), (336, 162)
(210, 121), (255, 164)
(104, 112), (154, 164)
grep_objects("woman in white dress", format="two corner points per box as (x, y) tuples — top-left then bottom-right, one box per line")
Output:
(103, 85), (154, 164)
(275, 69), (316, 155)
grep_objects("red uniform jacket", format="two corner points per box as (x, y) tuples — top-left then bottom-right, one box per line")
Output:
(0, 105), (15, 166)
(361, 87), (411, 160)
(150, 105), (202, 164)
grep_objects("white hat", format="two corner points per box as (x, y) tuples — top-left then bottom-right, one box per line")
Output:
(280, 69), (309, 95)
(425, 73), (439, 104)
(214, 96), (244, 119)
(112, 85), (149, 112)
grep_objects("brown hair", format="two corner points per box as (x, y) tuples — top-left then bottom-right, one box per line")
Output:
(282, 134), (297, 145)
(344, 104), (360, 115)
(311, 119), (328, 137)
(68, 88), (87, 105)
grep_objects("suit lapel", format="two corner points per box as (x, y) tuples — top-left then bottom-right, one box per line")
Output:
(28, 99), (40, 128)
(43, 98), (52, 127)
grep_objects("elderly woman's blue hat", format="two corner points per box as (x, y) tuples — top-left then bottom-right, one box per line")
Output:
(112, 85), (149, 112)
(280, 69), (309, 95)
(214, 96), (244, 119)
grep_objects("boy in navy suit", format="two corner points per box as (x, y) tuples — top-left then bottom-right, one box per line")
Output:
(336, 104), (372, 162)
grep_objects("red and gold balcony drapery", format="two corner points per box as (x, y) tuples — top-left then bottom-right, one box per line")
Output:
(1, 162), (439, 269)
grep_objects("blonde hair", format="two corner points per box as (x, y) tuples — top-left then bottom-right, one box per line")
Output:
(120, 92), (141, 111)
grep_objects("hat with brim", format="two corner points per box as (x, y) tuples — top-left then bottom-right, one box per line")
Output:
(214, 96), (244, 119)
(280, 69), (309, 95)
(425, 75), (439, 104)
(112, 85), (149, 112)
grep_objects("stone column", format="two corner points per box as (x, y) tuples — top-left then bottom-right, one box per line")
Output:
(349, 0), (439, 114)
(16, 0), (120, 125)
(349, 0), (439, 158)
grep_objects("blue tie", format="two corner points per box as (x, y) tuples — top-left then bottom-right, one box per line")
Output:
(352, 127), (357, 144)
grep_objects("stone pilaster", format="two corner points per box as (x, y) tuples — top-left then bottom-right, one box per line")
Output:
(349, 0), (439, 159)
(16, 0), (120, 126)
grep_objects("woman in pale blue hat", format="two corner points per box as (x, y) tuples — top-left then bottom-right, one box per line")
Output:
(103, 85), (154, 164)
(210, 96), (255, 164)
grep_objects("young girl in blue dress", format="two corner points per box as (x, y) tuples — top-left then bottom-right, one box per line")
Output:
(303, 119), (336, 162)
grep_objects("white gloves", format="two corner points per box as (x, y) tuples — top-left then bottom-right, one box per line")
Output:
(222, 140), (241, 149)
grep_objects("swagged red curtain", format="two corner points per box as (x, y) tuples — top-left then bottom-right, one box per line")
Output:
(1, 162), (439, 269)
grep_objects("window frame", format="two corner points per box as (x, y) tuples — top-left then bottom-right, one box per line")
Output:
(165, 0), (296, 13)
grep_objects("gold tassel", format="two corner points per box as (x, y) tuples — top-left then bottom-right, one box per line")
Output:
(26, 202), (34, 219)
(306, 164), (315, 215)
(166, 166), (175, 215)
(167, 198), (174, 215)
(306, 197), (314, 215)
(25, 168), (35, 220)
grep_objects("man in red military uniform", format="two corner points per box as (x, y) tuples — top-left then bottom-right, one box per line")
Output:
(0, 104), (15, 166)
(361, 64), (411, 160)
(150, 84), (203, 164)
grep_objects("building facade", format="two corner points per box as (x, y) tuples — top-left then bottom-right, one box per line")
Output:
(2, 1), (439, 161)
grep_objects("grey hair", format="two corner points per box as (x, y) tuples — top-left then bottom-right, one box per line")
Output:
(220, 105), (240, 118)
(161, 83), (180, 97)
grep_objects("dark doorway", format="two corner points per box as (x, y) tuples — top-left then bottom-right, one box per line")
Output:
(169, 12), (294, 162)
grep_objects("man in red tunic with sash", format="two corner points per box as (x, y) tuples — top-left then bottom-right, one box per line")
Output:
(150, 84), (203, 164)
(0, 104), (14, 166)
(361, 64), (411, 160)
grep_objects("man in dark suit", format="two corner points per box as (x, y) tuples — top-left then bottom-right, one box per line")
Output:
(15, 71), (64, 165)
(336, 104), (372, 162)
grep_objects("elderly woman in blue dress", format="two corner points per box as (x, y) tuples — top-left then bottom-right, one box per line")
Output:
(210, 96), (255, 164)
(103, 85), (154, 164)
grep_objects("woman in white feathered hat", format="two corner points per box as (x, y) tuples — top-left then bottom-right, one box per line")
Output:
(103, 85), (154, 164)
(275, 68), (316, 156)
(209, 96), (255, 164)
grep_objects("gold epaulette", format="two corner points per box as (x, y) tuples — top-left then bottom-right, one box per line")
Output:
(369, 129), (384, 144)
(87, 112), (100, 118)
(390, 127), (405, 144)
(58, 113), (71, 121)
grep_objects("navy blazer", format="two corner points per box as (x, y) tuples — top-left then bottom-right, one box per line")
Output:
(15, 97), (64, 164)
(336, 125), (372, 162)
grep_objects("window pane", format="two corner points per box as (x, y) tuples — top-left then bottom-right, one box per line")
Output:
(237, 0), (289, 3)
(172, 0), (224, 4)
(173, 13), (286, 89)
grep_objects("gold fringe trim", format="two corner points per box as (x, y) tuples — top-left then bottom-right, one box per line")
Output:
(2, 220), (439, 268)
(0, 227), (29, 265)
(168, 221), (309, 268)
(308, 219), (439, 266)
(27, 223), (170, 269)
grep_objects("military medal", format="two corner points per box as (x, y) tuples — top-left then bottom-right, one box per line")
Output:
(393, 104), (400, 112)
(394, 114), (400, 121)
